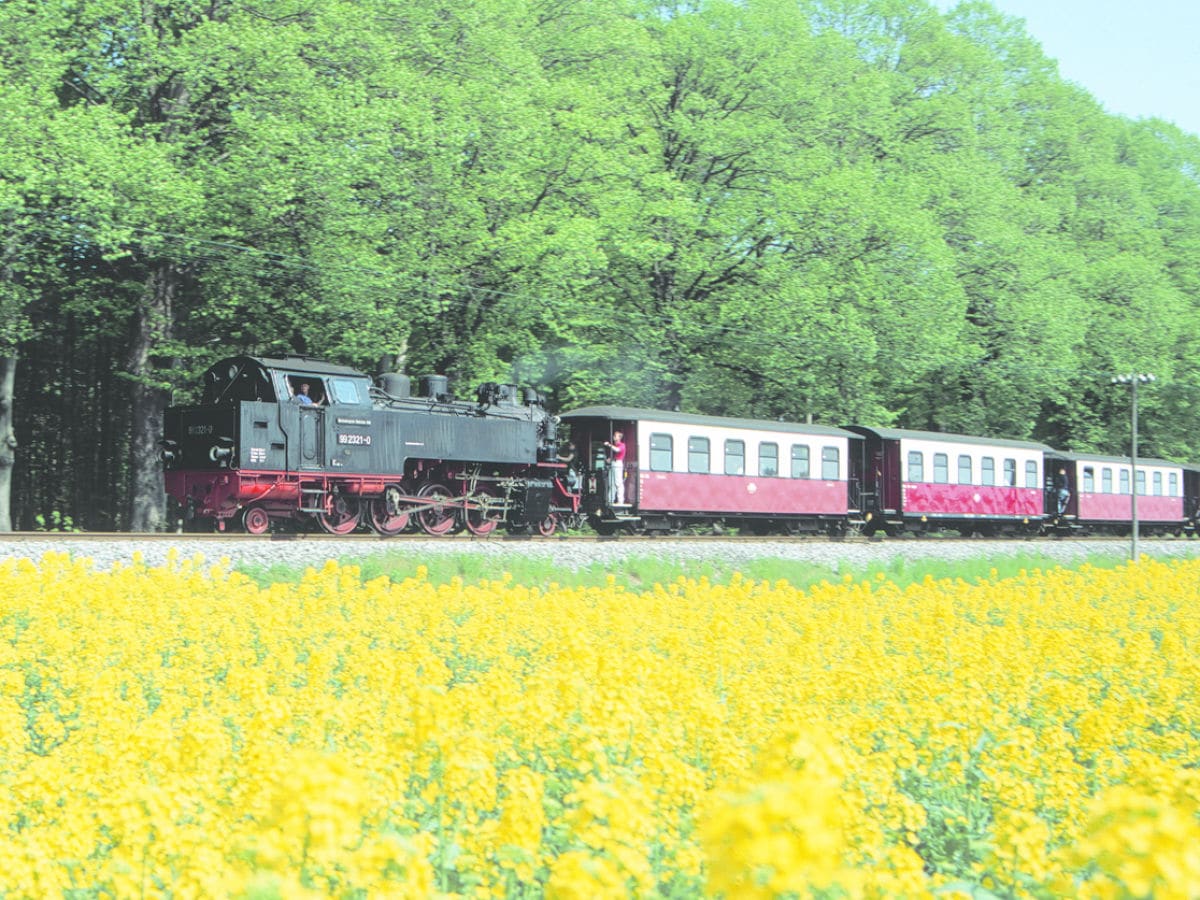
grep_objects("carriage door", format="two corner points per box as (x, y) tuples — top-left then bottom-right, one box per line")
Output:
(299, 407), (325, 469)
(847, 435), (866, 513)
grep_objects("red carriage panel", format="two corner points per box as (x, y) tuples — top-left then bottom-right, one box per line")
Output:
(901, 483), (1043, 518)
(638, 471), (849, 515)
(1076, 492), (1183, 523)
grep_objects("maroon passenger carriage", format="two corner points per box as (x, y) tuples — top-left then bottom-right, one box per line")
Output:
(846, 426), (1051, 536)
(557, 407), (862, 535)
(1046, 451), (1188, 535)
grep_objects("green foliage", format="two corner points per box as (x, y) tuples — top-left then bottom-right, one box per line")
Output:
(33, 511), (80, 533)
(7, 0), (1200, 529)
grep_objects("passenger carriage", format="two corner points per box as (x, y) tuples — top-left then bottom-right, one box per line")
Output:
(845, 426), (1050, 536)
(1046, 451), (1188, 535)
(557, 407), (861, 535)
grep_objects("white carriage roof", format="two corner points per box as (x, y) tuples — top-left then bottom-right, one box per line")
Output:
(845, 425), (1054, 452)
(558, 407), (856, 438)
(1046, 450), (1184, 468)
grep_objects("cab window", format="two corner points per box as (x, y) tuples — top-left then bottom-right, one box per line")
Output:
(330, 377), (362, 404)
(286, 376), (325, 405)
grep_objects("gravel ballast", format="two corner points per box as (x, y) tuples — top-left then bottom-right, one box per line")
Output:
(3, 535), (1199, 575)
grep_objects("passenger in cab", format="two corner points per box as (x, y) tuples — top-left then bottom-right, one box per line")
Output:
(558, 441), (581, 492)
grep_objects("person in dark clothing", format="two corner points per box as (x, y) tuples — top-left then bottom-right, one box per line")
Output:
(1054, 467), (1070, 515)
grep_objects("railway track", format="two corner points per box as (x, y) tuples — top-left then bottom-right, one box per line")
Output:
(1, 530), (1193, 545)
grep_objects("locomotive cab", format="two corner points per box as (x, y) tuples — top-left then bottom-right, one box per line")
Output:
(163, 356), (378, 530)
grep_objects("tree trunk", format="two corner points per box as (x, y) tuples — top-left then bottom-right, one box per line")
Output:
(0, 352), (16, 532)
(126, 262), (177, 532)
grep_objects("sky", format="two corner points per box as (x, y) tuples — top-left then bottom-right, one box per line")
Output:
(934, 0), (1200, 136)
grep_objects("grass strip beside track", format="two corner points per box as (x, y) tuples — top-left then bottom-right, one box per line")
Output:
(239, 550), (1136, 591)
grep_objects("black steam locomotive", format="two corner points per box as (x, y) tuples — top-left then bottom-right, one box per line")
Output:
(161, 355), (580, 535)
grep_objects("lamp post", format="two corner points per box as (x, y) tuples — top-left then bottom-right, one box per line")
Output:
(1110, 373), (1155, 561)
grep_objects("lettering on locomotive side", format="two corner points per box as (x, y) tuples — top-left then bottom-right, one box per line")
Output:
(336, 433), (372, 446)
(187, 424), (214, 436)
(336, 417), (371, 426)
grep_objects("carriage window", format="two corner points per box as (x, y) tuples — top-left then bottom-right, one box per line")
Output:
(958, 455), (973, 485)
(1169, 472), (1179, 497)
(907, 451), (924, 483)
(1153, 472), (1163, 496)
(725, 440), (745, 475)
(1026, 461), (1038, 489)
(822, 447), (840, 480)
(1102, 468), (1113, 493)
(933, 453), (949, 484)
(791, 445), (810, 479)
(1136, 471), (1147, 495)
(1000, 459), (1014, 486)
(759, 442), (778, 477)
(688, 437), (710, 474)
(649, 434), (673, 472)
(1082, 467), (1095, 492)
(981, 457), (995, 486)
(1119, 470), (1131, 494)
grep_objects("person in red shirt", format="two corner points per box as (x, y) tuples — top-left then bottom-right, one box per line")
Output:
(604, 431), (627, 505)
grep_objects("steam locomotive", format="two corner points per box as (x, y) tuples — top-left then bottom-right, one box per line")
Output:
(162, 355), (1200, 537)
(161, 355), (579, 535)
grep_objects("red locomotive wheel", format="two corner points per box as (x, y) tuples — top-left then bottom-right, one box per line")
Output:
(536, 513), (558, 537)
(368, 486), (410, 536)
(465, 489), (502, 536)
(242, 506), (271, 535)
(416, 482), (457, 536)
(318, 496), (361, 535)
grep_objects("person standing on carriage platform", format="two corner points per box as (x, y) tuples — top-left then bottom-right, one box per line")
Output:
(604, 431), (627, 505)
(1054, 466), (1070, 515)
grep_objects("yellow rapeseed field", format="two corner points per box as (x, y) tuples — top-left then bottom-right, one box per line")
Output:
(1, 550), (1198, 898)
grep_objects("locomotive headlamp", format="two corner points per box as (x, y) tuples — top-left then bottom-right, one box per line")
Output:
(158, 439), (179, 463)
(209, 445), (233, 462)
